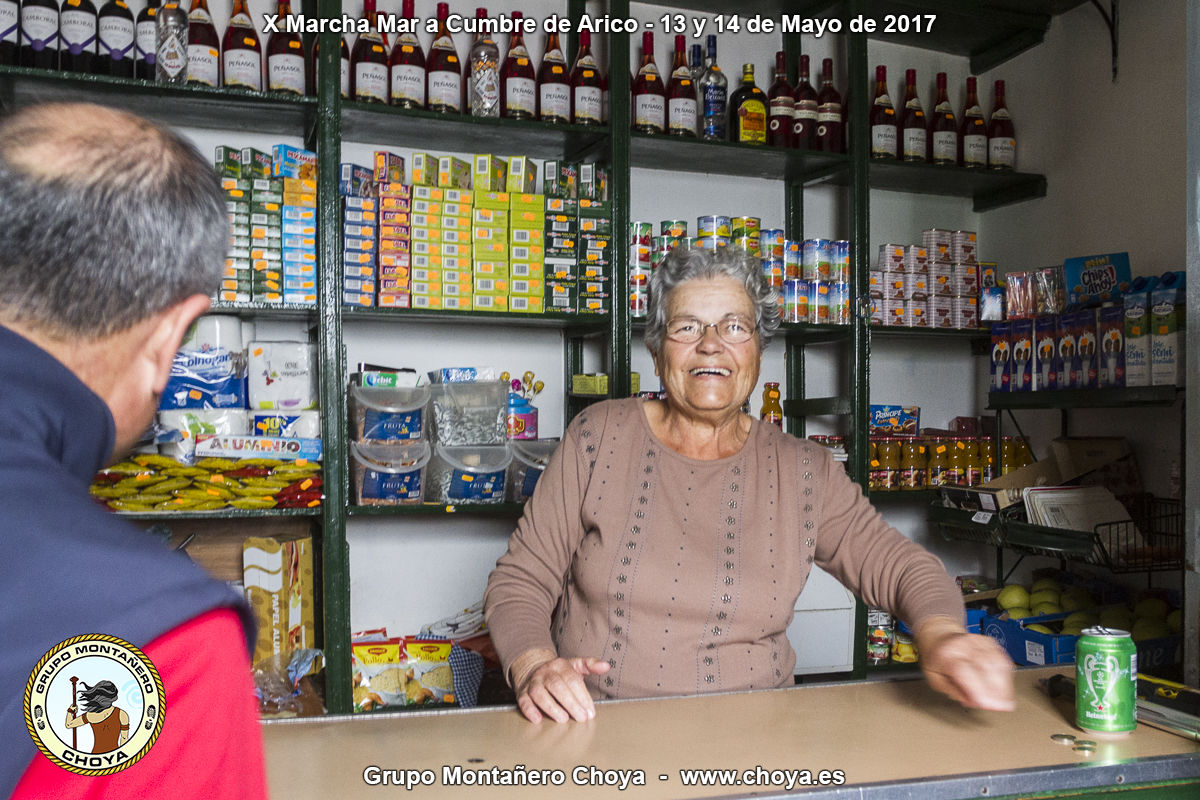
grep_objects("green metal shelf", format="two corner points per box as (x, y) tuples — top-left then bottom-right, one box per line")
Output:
(630, 132), (850, 183)
(870, 489), (939, 503)
(341, 306), (610, 331)
(209, 301), (318, 321)
(987, 386), (1182, 410)
(870, 324), (991, 355)
(831, 160), (1047, 212)
(784, 396), (852, 417)
(781, 322), (855, 344)
(347, 502), (525, 517)
(0, 65), (316, 135)
(341, 102), (609, 161)
(117, 507), (323, 521)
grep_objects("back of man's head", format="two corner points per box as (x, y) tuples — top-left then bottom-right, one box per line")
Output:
(0, 103), (228, 339)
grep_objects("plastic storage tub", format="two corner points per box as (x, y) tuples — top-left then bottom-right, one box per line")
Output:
(351, 384), (430, 442)
(506, 439), (559, 502)
(427, 443), (512, 504)
(430, 381), (507, 446)
(351, 440), (431, 505)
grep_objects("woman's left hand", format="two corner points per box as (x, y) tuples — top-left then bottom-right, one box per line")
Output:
(915, 616), (1016, 711)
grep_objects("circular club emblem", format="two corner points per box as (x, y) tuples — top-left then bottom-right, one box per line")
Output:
(25, 634), (165, 776)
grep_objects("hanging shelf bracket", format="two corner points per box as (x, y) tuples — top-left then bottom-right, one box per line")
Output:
(1088, 0), (1119, 82)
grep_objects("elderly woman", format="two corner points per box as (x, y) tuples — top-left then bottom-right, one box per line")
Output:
(484, 246), (1013, 723)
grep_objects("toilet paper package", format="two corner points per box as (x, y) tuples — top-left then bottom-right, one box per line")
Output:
(161, 348), (246, 409)
(248, 341), (318, 409)
(252, 410), (323, 438)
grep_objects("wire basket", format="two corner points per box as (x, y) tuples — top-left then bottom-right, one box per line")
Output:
(1093, 495), (1183, 573)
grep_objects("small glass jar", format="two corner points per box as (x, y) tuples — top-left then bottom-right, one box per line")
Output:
(927, 437), (950, 487)
(899, 435), (926, 490)
(876, 436), (902, 491)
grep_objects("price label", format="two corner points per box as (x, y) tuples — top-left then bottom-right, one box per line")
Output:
(971, 511), (993, 525)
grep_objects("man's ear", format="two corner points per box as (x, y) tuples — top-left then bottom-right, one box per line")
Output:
(146, 294), (211, 394)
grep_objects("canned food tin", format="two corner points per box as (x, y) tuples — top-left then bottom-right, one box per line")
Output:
(868, 291), (884, 325)
(905, 271), (928, 297)
(629, 268), (651, 288)
(931, 295), (955, 328)
(730, 216), (760, 239)
(661, 219), (687, 238)
(891, 632), (918, 663)
(783, 279), (810, 322)
(1076, 627), (1137, 736)
(696, 215), (731, 238)
(884, 274), (907, 301)
(630, 244), (651, 267)
(802, 238), (832, 280)
(903, 245), (928, 273)
(883, 297), (907, 326)
(759, 228), (785, 260)
(696, 235), (728, 251)
(931, 263), (955, 295)
(907, 297), (929, 327)
(876, 243), (905, 272)
(951, 230), (978, 263)
(629, 221), (653, 246)
(954, 262), (979, 295)
(922, 228), (953, 263)
(809, 280), (830, 324)
(762, 258), (784, 289)
(866, 608), (894, 665)
(652, 235), (673, 254)
(732, 235), (760, 257)
(784, 240), (802, 279)
(952, 295), (979, 329)
(630, 287), (649, 318)
(832, 239), (851, 282)
(830, 281), (851, 325)
(679, 236), (699, 250)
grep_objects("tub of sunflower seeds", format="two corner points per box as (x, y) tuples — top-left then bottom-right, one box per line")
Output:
(430, 380), (507, 445)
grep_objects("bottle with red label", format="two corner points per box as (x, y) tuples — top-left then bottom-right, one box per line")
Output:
(388, 0), (424, 108)
(928, 71), (957, 165)
(814, 57), (843, 153)
(959, 76), (987, 168)
(426, 2), (461, 113)
(351, 0), (388, 103)
(987, 79), (1015, 171)
(900, 68), (926, 162)
(185, 0), (220, 87)
(665, 34), (696, 137)
(791, 54), (817, 150)
(537, 29), (570, 123)
(221, 0), (261, 91)
(500, 11), (535, 119)
(569, 29), (602, 126)
(766, 50), (793, 147)
(266, 0), (306, 95)
(632, 31), (665, 134)
(869, 65), (897, 159)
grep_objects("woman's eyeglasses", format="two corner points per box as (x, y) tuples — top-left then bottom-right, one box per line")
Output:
(665, 315), (756, 344)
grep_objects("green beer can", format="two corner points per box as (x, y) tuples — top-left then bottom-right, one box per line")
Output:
(1075, 626), (1137, 735)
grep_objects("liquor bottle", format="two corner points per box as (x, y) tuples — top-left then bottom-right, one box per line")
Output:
(791, 54), (817, 150)
(426, 2), (461, 113)
(154, 1), (186, 83)
(760, 382), (783, 428)
(987, 79), (1016, 171)
(869, 65), (896, 159)
(467, 7), (499, 117)
(929, 71), (957, 166)
(266, 0), (305, 95)
(134, 0), (159, 79)
(59, 0), (98, 73)
(500, 10), (535, 119)
(19, 0), (59, 69)
(0, 0), (16, 64)
(900, 68), (925, 162)
(665, 34), (696, 137)
(600, 69), (609, 123)
(537, 30), (569, 123)
(697, 34), (726, 141)
(959, 76), (987, 169)
(631, 31), (665, 134)
(689, 42), (702, 84)
(814, 57), (843, 153)
(185, 0), (219, 88)
(96, 0), (135, 77)
(766, 50), (793, 147)
(728, 63), (766, 144)
(388, 0), (423, 108)
(569, 29), (601, 126)
(222, 0), (261, 91)
(351, 0), (387, 103)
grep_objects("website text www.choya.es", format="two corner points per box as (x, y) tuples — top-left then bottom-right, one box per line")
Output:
(362, 763), (847, 791)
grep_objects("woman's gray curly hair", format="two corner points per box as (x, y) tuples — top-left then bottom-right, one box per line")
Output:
(644, 246), (780, 356)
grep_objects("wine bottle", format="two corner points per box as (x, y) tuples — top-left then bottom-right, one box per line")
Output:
(869, 65), (896, 159)
(266, 0), (305, 95)
(814, 57), (843, 153)
(315, 33), (350, 98)
(154, 0), (186, 83)
(388, 0), (423, 108)
(728, 63), (766, 144)
(426, 2), (461, 113)
(19, 0), (59, 69)
(222, 0), (261, 91)
(96, 0), (134, 77)
(665, 34), (696, 137)
(697, 34), (726, 141)
(0, 0), (16, 64)
(959, 76), (987, 169)
(569, 29), (601, 126)
(988, 79), (1015, 172)
(134, 0), (159, 79)
(929, 71), (957, 166)
(791, 54), (817, 150)
(468, 7), (499, 117)
(185, 0), (219, 88)
(689, 42), (702, 84)
(900, 68), (925, 162)
(351, 0), (388, 103)
(631, 31), (664, 134)
(500, 10), (535, 119)
(537, 30), (569, 123)
(59, 0), (98, 74)
(766, 50), (793, 147)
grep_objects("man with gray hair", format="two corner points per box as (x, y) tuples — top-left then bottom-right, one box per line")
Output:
(0, 103), (266, 798)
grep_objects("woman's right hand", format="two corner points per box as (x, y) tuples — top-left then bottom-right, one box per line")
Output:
(510, 649), (610, 723)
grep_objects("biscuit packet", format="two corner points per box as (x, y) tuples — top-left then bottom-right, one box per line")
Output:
(404, 639), (455, 706)
(351, 633), (409, 712)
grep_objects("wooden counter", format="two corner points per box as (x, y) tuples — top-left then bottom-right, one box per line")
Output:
(262, 666), (1200, 799)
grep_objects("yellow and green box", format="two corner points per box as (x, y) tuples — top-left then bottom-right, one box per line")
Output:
(473, 225), (509, 244)
(440, 215), (471, 232)
(510, 243), (545, 263)
(474, 190), (510, 210)
(474, 260), (510, 278)
(474, 207), (509, 227)
(411, 226), (444, 244)
(473, 241), (508, 260)
(437, 156), (472, 190)
(509, 293), (544, 314)
(473, 155), (508, 192)
(507, 156), (539, 194)
(511, 228), (545, 247)
(441, 280), (474, 299)
(472, 293), (509, 312)
(510, 261), (545, 280)
(509, 192), (545, 214)
(410, 153), (438, 187)
(510, 209), (546, 230)
(410, 294), (444, 310)
(473, 276), (508, 295)
(412, 186), (444, 202)
(509, 276), (545, 297)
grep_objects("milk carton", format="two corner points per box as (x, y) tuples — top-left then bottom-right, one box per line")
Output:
(1097, 304), (1125, 388)
(1124, 289), (1153, 387)
(1151, 272), (1186, 386)
(1033, 316), (1058, 391)
(990, 322), (1011, 392)
(1009, 319), (1034, 392)
(1078, 309), (1099, 389)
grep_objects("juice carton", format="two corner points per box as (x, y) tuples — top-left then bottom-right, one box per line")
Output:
(1097, 304), (1125, 388)
(1057, 310), (1081, 389)
(1009, 319), (1034, 392)
(1151, 271), (1186, 386)
(990, 321), (1011, 392)
(1033, 316), (1058, 391)
(1078, 309), (1099, 389)
(1124, 289), (1153, 387)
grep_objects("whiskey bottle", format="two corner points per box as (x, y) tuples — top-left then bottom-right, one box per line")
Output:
(221, 0), (261, 91)
(500, 10), (535, 119)
(351, 0), (388, 103)
(814, 57), (843, 153)
(665, 34), (696, 137)
(154, 0), (185, 83)
(266, 0), (306, 95)
(426, 2), (461, 113)
(900, 68), (925, 162)
(388, 0), (423, 108)
(959, 76), (987, 169)
(134, 0), (159, 79)
(766, 50), (793, 147)
(869, 65), (897, 159)
(185, 0), (219, 88)
(929, 72), (957, 166)
(96, 0), (135, 77)
(987, 79), (1015, 171)
(19, 0), (59, 69)
(728, 63), (766, 144)
(59, 0), (98, 73)
(791, 54), (817, 150)
(467, 7), (498, 116)
(632, 31), (665, 134)
(538, 29), (569, 123)
(697, 34), (726, 141)
(569, 29), (602, 126)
